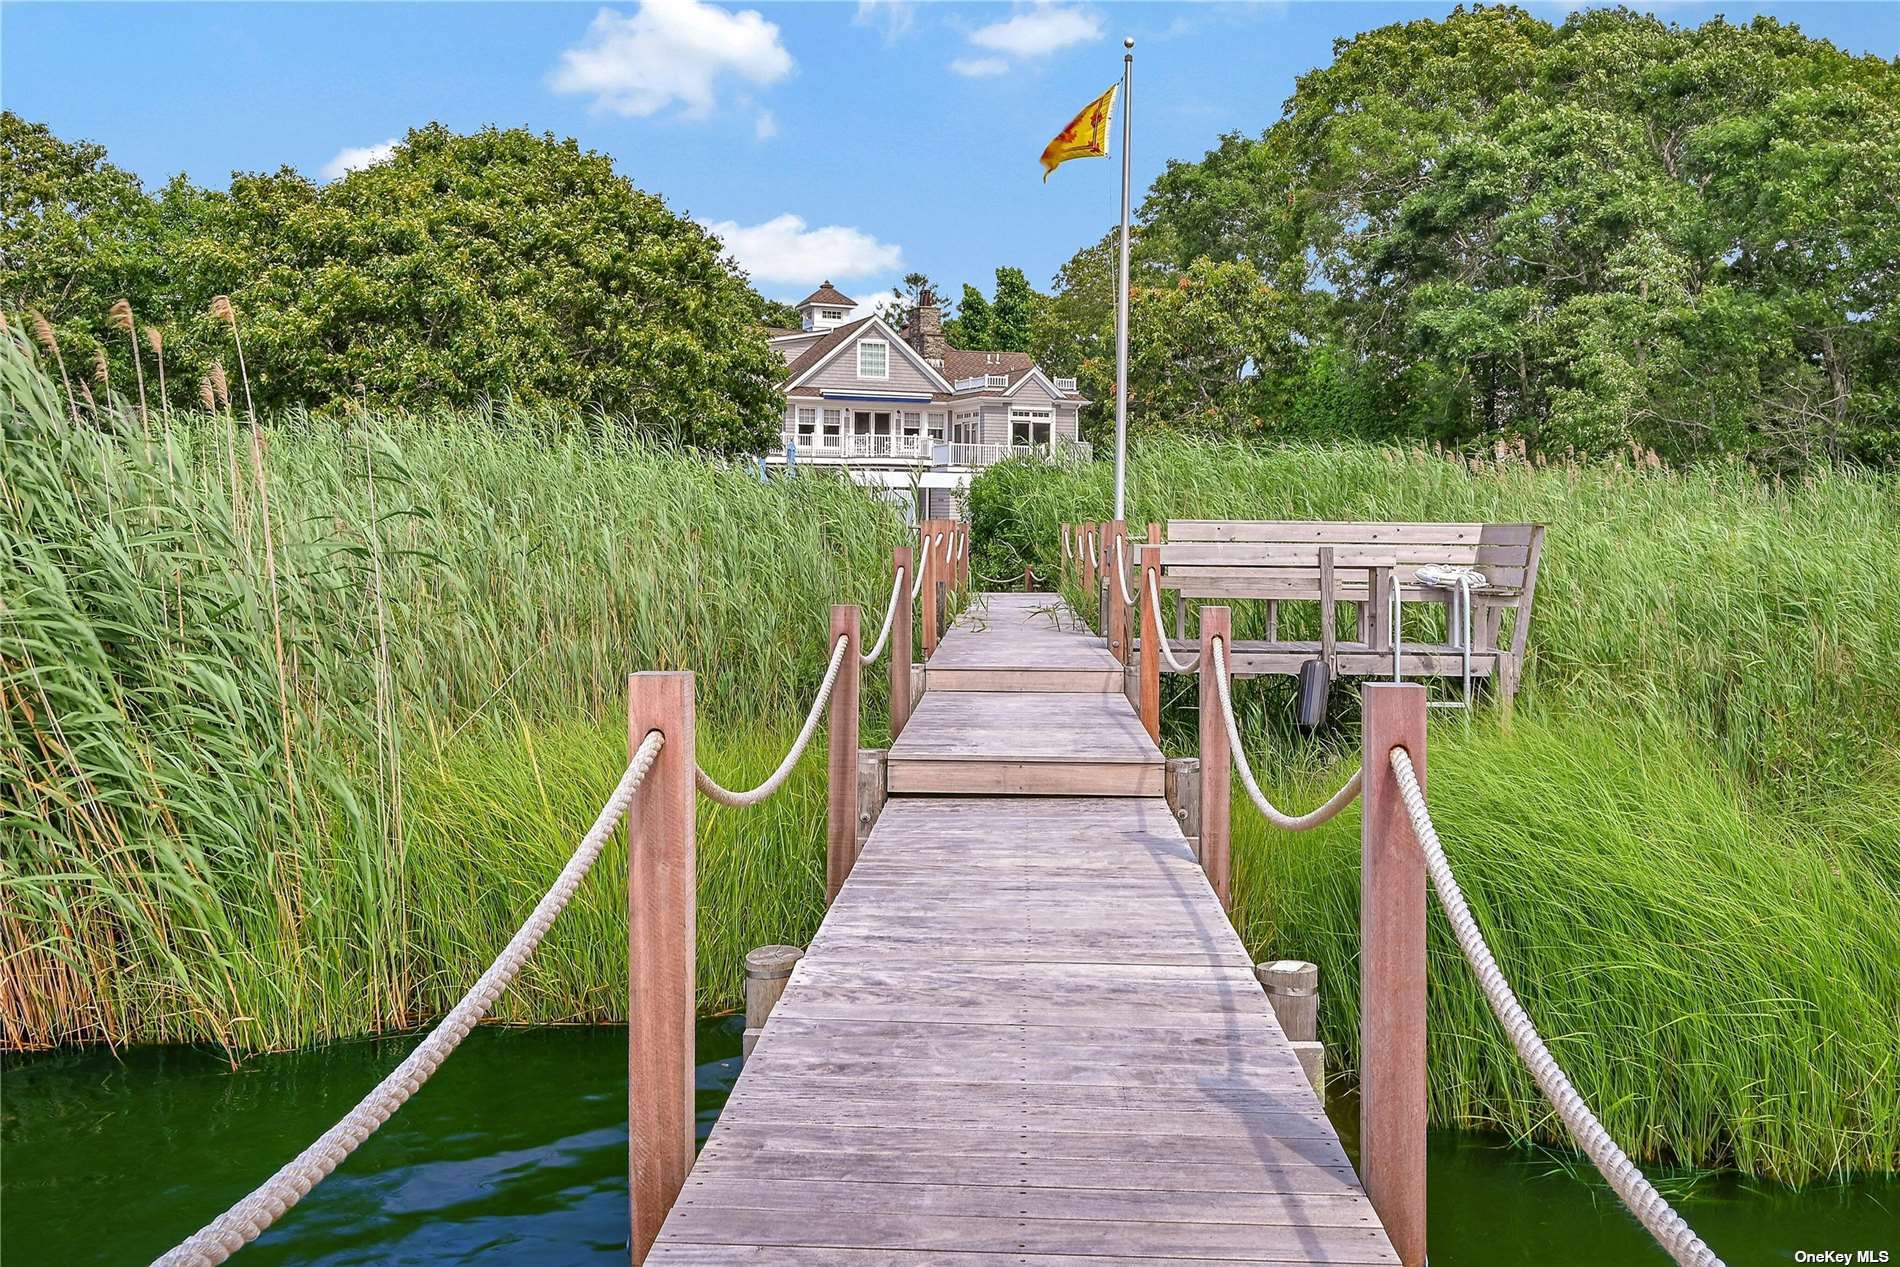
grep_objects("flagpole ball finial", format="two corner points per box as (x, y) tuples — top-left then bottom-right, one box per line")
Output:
(1124, 36), (1134, 49)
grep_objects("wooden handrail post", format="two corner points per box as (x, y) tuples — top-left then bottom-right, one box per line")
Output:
(827, 604), (862, 903)
(1023, 564), (1034, 593)
(1058, 521), (1071, 589)
(920, 521), (939, 660)
(889, 546), (914, 741)
(1106, 518), (1129, 663)
(958, 521), (970, 591)
(1197, 606), (1232, 908)
(627, 671), (696, 1265)
(1138, 523), (1162, 743)
(1361, 682), (1428, 1267)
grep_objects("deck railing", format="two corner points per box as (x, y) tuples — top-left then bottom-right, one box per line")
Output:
(1056, 519), (1728, 1267)
(152, 519), (975, 1267)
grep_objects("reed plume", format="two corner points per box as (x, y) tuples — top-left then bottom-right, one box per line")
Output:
(146, 325), (172, 424)
(209, 295), (257, 425)
(28, 310), (80, 422)
(198, 378), (216, 412)
(108, 299), (151, 434)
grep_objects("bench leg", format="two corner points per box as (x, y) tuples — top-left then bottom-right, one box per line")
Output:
(1496, 654), (1519, 727)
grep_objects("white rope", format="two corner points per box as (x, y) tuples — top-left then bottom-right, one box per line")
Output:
(1212, 636), (1363, 831)
(151, 730), (666, 1267)
(695, 635), (849, 807)
(912, 559), (928, 599)
(1085, 532), (1099, 567)
(1112, 536), (1139, 607)
(1388, 746), (1725, 1267)
(860, 566), (905, 664)
(1146, 569), (1196, 672)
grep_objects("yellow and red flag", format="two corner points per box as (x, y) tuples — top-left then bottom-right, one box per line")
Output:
(1040, 83), (1118, 181)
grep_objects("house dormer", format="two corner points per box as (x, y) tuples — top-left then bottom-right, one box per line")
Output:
(796, 281), (855, 332)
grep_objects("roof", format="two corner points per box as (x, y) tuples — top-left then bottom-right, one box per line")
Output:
(763, 326), (803, 339)
(781, 316), (877, 382)
(796, 281), (855, 310)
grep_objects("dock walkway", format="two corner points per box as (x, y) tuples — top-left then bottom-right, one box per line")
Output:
(650, 592), (1399, 1265)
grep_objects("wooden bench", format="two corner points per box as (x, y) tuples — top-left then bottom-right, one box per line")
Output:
(1144, 520), (1545, 710)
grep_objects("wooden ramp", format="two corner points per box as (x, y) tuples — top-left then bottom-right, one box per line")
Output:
(650, 593), (1398, 1266)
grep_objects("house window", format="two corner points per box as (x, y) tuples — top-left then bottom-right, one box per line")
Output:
(795, 407), (816, 445)
(821, 408), (842, 446)
(927, 413), (945, 440)
(1011, 408), (1053, 448)
(901, 411), (922, 437)
(822, 308), (844, 321)
(857, 340), (889, 380)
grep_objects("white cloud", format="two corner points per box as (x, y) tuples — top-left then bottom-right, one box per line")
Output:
(949, 56), (1010, 78)
(549, 0), (793, 119)
(700, 214), (902, 288)
(321, 138), (398, 181)
(754, 109), (778, 140)
(854, 0), (915, 42)
(968, 5), (1101, 58)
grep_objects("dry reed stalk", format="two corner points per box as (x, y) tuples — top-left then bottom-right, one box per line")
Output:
(145, 325), (171, 424)
(27, 310), (80, 423)
(108, 299), (150, 437)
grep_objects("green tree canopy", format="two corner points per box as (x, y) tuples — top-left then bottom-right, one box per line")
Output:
(2, 118), (786, 451)
(1046, 7), (1900, 467)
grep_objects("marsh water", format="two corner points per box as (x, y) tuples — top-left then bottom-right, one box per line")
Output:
(4, 1023), (1893, 1266)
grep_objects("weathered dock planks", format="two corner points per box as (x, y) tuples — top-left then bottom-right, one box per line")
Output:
(649, 593), (1397, 1266)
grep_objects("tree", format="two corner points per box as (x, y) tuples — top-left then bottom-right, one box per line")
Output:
(1041, 8), (1900, 467)
(988, 266), (1038, 352)
(881, 272), (936, 338)
(945, 282), (992, 347)
(2, 119), (788, 451)
(760, 297), (802, 329)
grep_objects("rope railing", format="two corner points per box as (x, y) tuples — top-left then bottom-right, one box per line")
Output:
(1085, 532), (1099, 568)
(1112, 536), (1138, 608)
(1212, 635), (1363, 831)
(1146, 569), (1195, 672)
(151, 730), (667, 1267)
(860, 566), (905, 665)
(694, 634), (850, 807)
(1387, 746), (1726, 1267)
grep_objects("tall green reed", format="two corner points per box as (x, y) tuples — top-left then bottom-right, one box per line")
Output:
(2, 333), (905, 1051)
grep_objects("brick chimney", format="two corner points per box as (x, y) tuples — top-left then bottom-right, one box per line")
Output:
(909, 287), (947, 367)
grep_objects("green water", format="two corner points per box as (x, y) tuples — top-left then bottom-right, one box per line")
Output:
(3, 1024), (1894, 1265)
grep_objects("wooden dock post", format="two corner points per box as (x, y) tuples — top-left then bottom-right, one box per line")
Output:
(1024, 564), (1034, 593)
(920, 522), (939, 661)
(1106, 519), (1129, 663)
(1260, 959), (1324, 1094)
(627, 672), (696, 1265)
(1138, 523), (1162, 742)
(826, 605), (862, 903)
(1058, 522), (1070, 589)
(742, 944), (802, 1060)
(959, 521), (971, 591)
(890, 545), (914, 740)
(1361, 681), (1428, 1267)
(1197, 606), (1232, 909)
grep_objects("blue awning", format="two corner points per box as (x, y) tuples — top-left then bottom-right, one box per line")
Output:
(820, 392), (934, 405)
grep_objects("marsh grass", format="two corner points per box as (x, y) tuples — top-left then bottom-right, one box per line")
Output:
(974, 438), (1900, 1183)
(2, 333), (902, 1051)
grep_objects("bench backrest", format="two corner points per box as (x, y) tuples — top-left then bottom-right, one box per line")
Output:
(1156, 521), (1542, 598)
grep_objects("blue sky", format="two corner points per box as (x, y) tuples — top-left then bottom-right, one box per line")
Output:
(4, 1), (1895, 310)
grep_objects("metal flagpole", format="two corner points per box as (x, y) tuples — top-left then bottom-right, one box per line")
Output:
(1113, 37), (1133, 521)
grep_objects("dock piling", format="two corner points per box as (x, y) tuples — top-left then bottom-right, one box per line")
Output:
(626, 672), (697, 1265)
(826, 605), (862, 903)
(1361, 681), (1428, 1267)
(1197, 606), (1233, 908)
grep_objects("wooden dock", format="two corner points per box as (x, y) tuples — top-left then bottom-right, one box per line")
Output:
(650, 592), (1399, 1266)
